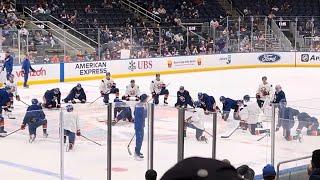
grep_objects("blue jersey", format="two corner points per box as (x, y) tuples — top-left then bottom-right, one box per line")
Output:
(22, 58), (35, 73)
(3, 55), (13, 72)
(134, 103), (147, 130)
(44, 89), (61, 104)
(274, 90), (286, 104)
(200, 93), (215, 109)
(0, 88), (10, 106)
(222, 98), (238, 112)
(22, 104), (46, 125)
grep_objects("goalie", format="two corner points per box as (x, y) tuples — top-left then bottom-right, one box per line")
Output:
(239, 95), (269, 135)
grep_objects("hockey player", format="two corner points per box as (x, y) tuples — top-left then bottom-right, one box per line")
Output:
(21, 53), (36, 88)
(43, 88), (61, 109)
(0, 85), (12, 136)
(184, 101), (208, 142)
(197, 92), (217, 113)
(122, 79), (140, 101)
(256, 76), (273, 108)
(5, 74), (20, 108)
(113, 98), (133, 125)
(63, 105), (81, 151)
(276, 100), (300, 141)
(150, 73), (169, 105)
(20, 99), (48, 142)
(2, 51), (13, 80)
(273, 85), (286, 104)
(63, 83), (87, 104)
(220, 96), (241, 121)
(134, 94), (148, 160)
(99, 72), (119, 104)
(239, 95), (269, 135)
(296, 112), (319, 136)
(175, 86), (194, 108)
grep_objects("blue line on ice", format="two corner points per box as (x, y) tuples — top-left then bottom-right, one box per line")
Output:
(0, 160), (79, 180)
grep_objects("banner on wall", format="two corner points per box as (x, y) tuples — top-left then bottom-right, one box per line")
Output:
(296, 52), (320, 64)
(13, 64), (60, 82)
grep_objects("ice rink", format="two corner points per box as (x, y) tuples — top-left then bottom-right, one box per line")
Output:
(1, 67), (320, 180)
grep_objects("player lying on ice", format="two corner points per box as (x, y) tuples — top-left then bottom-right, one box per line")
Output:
(20, 99), (48, 143)
(43, 88), (61, 109)
(112, 97), (134, 125)
(220, 96), (241, 121)
(296, 112), (320, 136)
(184, 101), (208, 143)
(238, 95), (270, 135)
(63, 83), (87, 104)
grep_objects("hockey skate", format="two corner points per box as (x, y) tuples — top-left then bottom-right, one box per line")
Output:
(197, 136), (208, 143)
(29, 134), (36, 143)
(134, 152), (144, 161)
(0, 129), (7, 137)
(71, 100), (76, 104)
(164, 100), (168, 106)
(67, 143), (74, 151)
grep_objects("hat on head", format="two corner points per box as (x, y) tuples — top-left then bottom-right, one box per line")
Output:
(312, 149), (320, 168)
(263, 164), (276, 178)
(160, 157), (241, 180)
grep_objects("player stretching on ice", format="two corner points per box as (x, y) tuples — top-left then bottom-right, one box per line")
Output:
(134, 94), (148, 160)
(239, 95), (269, 135)
(296, 112), (319, 136)
(64, 83), (87, 104)
(43, 88), (61, 109)
(5, 74), (20, 108)
(20, 99), (48, 142)
(220, 96), (241, 121)
(175, 86), (194, 108)
(197, 92), (219, 114)
(122, 79), (140, 101)
(276, 100), (301, 141)
(0, 85), (12, 136)
(113, 98), (133, 125)
(150, 73), (169, 105)
(256, 76), (273, 108)
(63, 105), (81, 151)
(100, 72), (119, 104)
(184, 101), (208, 142)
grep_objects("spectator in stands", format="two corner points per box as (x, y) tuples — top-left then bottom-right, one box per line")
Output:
(309, 149), (320, 180)
(262, 164), (276, 180)
(85, 5), (93, 14)
(60, 10), (69, 24)
(145, 169), (157, 180)
(160, 157), (242, 180)
(157, 5), (166, 16)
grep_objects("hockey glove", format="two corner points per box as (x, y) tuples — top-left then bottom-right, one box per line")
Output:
(100, 91), (105, 97)
(76, 130), (81, 136)
(16, 95), (20, 101)
(256, 93), (261, 99)
(20, 124), (26, 130)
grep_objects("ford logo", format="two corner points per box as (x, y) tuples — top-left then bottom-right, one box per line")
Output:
(258, 54), (281, 63)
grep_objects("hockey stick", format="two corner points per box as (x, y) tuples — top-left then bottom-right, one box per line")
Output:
(257, 132), (270, 141)
(1, 128), (20, 138)
(19, 99), (30, 107)
(80, 135), (102, 146)
(127, 134), (135, 156)
(220, 125), (241, 138)
(204, 130), (213, 138)
(89, 96), (102, 105)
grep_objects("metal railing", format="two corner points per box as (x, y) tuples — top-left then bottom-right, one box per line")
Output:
(276, 155), (311, 180)
(120, 0), (161, 24)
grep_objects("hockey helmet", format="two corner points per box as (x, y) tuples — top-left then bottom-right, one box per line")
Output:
(198, 92), (203, 100)
(262, 76), (267, 81)
(106, 72), (111, 76)
(53, 88), (60, 94)
(31, 99), (39, 105)
(66, 105), (74, 112)
(140, 94), (148, 102)
(179, 86), (184, 92)
(193, 101), (201, 108)
(219, 96), (226, 102)
(243, 95), (250, 102)
(4, 85), (11, 92)
(76, 83), (82, 90)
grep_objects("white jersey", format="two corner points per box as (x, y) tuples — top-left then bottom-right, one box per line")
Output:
(125, 84), (140, 97)
(150, 79), (165, 94)
(257, 83), (273, 101)
(186, 108), (205, 130)
(5, 80), (18, 96)
(63, 112), (80, 133)
(99, 78), (115, 93)
(239, 101), (261, 124)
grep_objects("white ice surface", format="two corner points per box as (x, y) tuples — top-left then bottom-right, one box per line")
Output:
(1, 68), (320, 180)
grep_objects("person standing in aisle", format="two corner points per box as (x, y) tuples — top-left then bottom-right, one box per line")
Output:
(21, 53), (36, 88)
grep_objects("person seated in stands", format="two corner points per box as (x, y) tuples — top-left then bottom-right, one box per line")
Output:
(262, 164), (276, 180)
